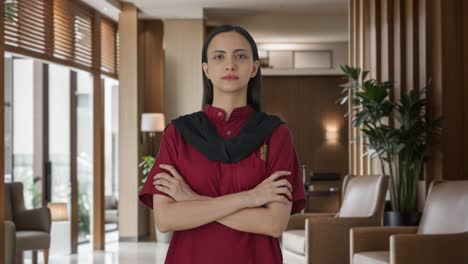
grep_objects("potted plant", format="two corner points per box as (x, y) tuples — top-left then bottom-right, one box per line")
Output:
(139, 156), (173, 242)
(338, 65), (441, 226)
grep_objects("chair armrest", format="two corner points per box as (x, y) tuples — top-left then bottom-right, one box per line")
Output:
(306, 216), (379, 264)
(351, 226), (418, 255)
(4, 221), (16, 264)
(15, 207), (52, 233)
(391, 232), (468, 264)
(286, 213), (336, 231)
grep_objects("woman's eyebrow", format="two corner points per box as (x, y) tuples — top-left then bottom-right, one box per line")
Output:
(211, 49), (248, 53)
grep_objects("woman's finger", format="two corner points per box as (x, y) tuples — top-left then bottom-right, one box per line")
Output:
(276, 187), (292, 200)
(154, 173), (177, 185)
(153, 178), (172, 187)
(160, 164), (184, 180)
(273, 179), (293, 192)
(155, 184), (171, 194)
(275, 195), (290, 204)
(267, 171), (291, 182)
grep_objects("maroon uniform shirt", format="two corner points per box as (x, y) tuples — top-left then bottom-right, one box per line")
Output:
(139, 104), (306, 264)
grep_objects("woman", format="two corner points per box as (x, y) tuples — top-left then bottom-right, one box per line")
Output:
(139, 24), (306, 264)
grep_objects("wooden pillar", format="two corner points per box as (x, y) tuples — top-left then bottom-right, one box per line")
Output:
(92, 11), (105, 250)
(70, 71), (78, 253)
(0, 0), (5, 261)
(118, 3), (142, 240)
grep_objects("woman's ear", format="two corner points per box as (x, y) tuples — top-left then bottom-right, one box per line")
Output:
(251, 60), (260, 78)
(202, 62), (210, 79)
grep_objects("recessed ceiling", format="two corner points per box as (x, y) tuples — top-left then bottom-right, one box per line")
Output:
(83, 0), (349, 43)
(125, 0), (348, 19)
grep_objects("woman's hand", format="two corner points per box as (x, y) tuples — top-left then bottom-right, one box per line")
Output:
(153, 164), (201, 201)
(246, 171), (293, 208)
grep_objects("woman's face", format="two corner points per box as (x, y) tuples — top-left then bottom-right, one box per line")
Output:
(202, 31), (260, 94)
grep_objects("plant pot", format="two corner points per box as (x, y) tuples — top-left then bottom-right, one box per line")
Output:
(384, 211), (421, 226)
(155, 227), (173, 243)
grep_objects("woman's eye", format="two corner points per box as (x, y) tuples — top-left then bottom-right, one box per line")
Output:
(214, 55), (224, 60)
(238, 54), (247, 59)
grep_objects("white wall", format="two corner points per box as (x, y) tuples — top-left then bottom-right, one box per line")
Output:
(163, 19), (205, 122)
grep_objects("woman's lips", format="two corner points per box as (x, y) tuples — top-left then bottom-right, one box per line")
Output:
(222, 76), (239, 80)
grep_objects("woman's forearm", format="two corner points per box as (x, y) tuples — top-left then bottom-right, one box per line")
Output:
(197, 195), (282, 237)
(217, 207), (282, 237)
(154, 191), (250, 233)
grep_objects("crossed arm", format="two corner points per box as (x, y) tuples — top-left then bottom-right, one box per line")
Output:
(152, 164), (293, 238)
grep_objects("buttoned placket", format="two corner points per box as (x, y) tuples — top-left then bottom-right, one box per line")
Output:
(215, 110), (234, 137)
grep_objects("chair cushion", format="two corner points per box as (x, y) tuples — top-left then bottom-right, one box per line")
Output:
(16, 231), (50, 251)
(353, 251), (390, 264)
(282, 229), (305, 256)
(418, 181), (468, 234)
(282, 247), (306, 264)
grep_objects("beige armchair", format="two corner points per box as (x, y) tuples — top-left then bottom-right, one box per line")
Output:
(4, 182), (51, 264)
(281, 175), (388, 264)
(351, 180), (468, 264)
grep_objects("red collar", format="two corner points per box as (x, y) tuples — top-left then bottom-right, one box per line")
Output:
(202, 104), (254, 124)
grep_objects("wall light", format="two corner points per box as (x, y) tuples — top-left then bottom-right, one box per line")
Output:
(325, 123), (340, 144)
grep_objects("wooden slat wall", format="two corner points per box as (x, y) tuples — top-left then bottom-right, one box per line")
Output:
(349, 0), (468, 181)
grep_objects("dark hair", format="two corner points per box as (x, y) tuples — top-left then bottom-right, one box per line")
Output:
(201, 24), (262, 112)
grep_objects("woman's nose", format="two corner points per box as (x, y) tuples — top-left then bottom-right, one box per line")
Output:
(225, 57), (236, 71)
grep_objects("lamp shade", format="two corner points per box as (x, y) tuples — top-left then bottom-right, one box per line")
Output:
(47, 202), (69, 221)
(141, 113), (165, 132)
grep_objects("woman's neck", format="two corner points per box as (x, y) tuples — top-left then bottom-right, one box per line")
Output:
(212, 91), (247, 121)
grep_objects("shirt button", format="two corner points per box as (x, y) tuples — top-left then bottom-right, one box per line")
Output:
(226, 130), (232, 135)
(217, 112), (223, 117)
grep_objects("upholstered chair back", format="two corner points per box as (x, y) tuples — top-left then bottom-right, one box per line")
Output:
(418, 180), (468, 234)
(339, 175), (388, 221)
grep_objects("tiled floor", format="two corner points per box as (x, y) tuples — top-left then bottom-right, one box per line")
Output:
(48, 241), (169, 264)
(24, 231), (169, 264)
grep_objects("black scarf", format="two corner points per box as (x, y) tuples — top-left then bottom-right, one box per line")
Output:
(171, 111), (284, 163)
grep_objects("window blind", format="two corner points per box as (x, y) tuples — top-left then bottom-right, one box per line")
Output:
(4, 0), (118, 76)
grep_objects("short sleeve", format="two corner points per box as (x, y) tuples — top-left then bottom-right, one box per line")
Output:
(265, 124), (306, 215)
(139, 123), (178, 209)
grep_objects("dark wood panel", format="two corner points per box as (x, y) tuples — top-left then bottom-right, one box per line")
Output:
(139, 20), (164, 114)
(441, 0), (465, 180)
(463, 0), (468, 180)
(262, 76), (349, 179)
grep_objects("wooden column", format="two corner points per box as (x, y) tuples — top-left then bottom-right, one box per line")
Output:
(118, 3), (142, 240)
(70, 71), (78, 253)
(92, 11), (105, 250)
(0, 0), (5, 261)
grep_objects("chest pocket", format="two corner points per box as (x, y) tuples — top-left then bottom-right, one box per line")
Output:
(231, 146), (268, 192)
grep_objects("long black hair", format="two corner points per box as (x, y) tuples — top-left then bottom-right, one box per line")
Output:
(201, 25), (262, 112)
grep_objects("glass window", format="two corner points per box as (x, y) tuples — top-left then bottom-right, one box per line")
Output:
(77, 70), (93, 243)
(49, 64), (71, 204)
(12, 58), (39, 208)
